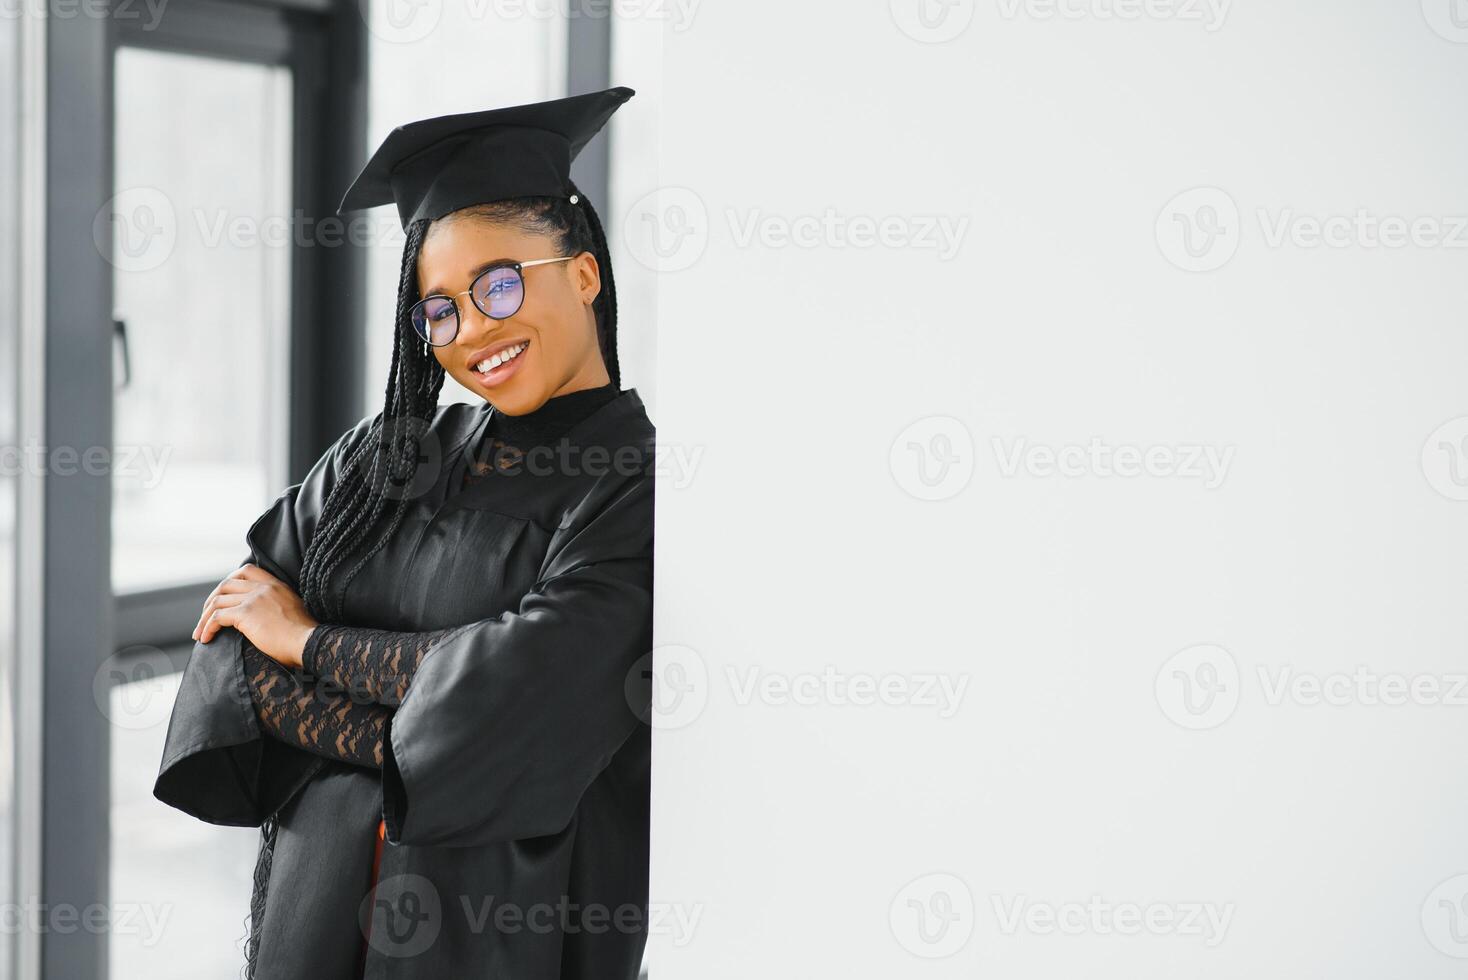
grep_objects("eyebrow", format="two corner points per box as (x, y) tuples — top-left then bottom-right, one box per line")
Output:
(423, 257), (516, 297)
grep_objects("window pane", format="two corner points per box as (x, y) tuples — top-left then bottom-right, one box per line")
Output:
(110, 672), (261, 980)
(110, 48), (292, 593)
(108, 46), (294, 980)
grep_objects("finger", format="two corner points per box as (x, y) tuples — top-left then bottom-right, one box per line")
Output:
(200, 606), (238, 645)
(194, 591), (222, 641)
(232, 563), (276, 584)
(199, 604), (242, 644)
(194, 597), (219, 642)
(197, 594), (247, 643)
(195, 563), (255, 629)
(193, 577), (235, 638)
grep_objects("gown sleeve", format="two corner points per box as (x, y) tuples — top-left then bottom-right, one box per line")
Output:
(152, 413), (380, 826)
(379, 468), (654, 848)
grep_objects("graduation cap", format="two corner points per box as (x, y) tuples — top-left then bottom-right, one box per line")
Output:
(337, 86), (634, 231)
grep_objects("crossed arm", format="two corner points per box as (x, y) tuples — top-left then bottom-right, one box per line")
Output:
(190, 550), (464, 768)
(239, 637), (392, 770)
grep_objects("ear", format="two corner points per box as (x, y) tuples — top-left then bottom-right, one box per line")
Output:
(572, 250), (602, 306)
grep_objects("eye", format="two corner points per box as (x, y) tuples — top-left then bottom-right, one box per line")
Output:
(416, 297), (455, 323)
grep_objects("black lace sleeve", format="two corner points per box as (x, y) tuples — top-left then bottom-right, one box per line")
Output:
(241, 636), (390, 770)
(301, 622), (476, 708)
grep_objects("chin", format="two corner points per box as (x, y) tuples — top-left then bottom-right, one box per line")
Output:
(481, 380), (546, 416)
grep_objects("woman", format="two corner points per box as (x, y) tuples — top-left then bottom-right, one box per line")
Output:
(153, 87), (653, 980)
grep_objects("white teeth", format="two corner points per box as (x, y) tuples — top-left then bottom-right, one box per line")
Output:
(475, 343), (526, 374)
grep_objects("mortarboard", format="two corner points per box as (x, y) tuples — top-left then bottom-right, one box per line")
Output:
(337, 85), (635, 231)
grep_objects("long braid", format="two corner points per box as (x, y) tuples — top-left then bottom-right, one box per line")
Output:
(299, 217), (442, 623)
(568, 181), (621, 389)
(335, 271), (447, 608)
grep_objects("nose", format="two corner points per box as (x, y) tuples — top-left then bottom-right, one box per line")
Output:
(453, 292), (499, 347)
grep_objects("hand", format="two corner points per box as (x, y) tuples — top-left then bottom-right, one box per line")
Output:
(193, 563), (318, 670)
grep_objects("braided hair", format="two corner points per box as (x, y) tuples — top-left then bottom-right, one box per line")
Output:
(237, 182), (621, 978)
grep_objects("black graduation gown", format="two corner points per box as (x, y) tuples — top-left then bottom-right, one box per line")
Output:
(153, 388), (655, 980)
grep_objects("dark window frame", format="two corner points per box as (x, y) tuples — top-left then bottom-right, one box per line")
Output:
(108, 0), (367, 651)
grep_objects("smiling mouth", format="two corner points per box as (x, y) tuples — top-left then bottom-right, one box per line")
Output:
(470, 340), (530, 386)
(473, 341), (528, 374)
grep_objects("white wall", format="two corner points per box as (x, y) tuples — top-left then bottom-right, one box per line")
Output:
(609, 13), (663, 416)
(647, 2), (1468, 978)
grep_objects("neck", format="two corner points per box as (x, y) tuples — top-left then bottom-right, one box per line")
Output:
(548, 352), (612, 400)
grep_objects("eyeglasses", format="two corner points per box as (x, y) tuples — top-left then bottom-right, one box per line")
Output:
(409, 255), (577, 346)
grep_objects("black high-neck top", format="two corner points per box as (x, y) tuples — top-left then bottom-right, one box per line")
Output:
(462, 381), (621, 487)
(487, 381), (620, 446)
